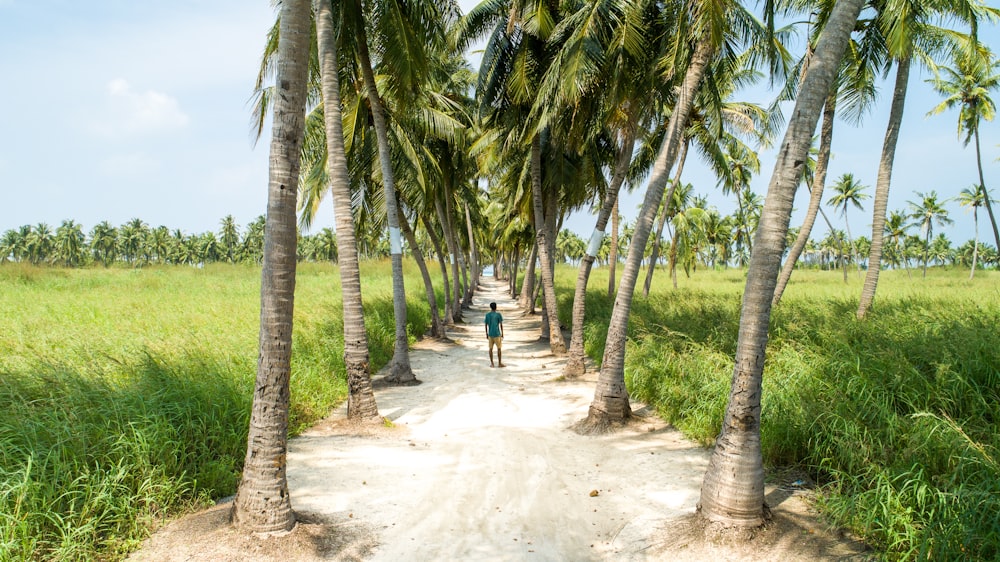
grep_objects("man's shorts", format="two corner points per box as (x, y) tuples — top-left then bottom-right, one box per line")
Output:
(489, 336), (503, 351)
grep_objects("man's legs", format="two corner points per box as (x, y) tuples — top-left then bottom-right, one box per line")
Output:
(488, 339), (495, 367)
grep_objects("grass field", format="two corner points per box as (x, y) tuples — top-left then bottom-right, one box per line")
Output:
(3, 261), (999, 560)
(0, 261), (434, 561)
(563, 265), (1000, 561)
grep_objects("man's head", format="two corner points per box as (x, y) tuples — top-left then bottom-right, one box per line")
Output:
(490, 302), (497, 310)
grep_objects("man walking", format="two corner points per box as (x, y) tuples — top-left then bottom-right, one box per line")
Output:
(484, 302), (504, 368)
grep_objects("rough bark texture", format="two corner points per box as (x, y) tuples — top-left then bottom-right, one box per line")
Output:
(858, 55), (910, 319)
(436, 194), (464, 323)
(643, 139), (688, 298)
(562, 127), (636, 377)
(316, 0), (379, 420)
(355, 7), (415, 382)
(773, 91), (837, 306)
(399, 208), (444, 338)
(530, 134), (566, 354)
(699, 0), (863, 528)
(607, 200), (619, 297)
(519, 242), (537, 310)
(423, 215), (453, 326)
(583, 38), (715, 430)
(230, 0), (310, 533)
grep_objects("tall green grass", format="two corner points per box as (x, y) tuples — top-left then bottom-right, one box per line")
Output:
(563, 265), (1000, 560)
(0, 260), (435, 561)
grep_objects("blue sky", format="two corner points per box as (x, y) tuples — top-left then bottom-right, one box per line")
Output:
(1, 1), (998, 246)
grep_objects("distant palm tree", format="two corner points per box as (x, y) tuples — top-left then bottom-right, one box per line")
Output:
(25, 223), (53, 265)
(957, 184), (986, 278)
(883, 210), (911, 273)
(219, 215), (240, 263)
(54, 220), (85, 267)
(927, 39), (1000, 252)
(826, 173), (869, 279)
(908, 190), (953, 276)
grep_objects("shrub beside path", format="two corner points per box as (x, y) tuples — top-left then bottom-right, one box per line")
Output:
(131, 277), (869, 561)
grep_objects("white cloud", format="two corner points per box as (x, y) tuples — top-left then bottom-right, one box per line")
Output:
(92, 78), (189, 136)
(99, 152), (160, 177)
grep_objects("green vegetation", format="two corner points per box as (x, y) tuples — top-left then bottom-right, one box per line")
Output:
(0, 262), (433, 561)
(563, 266), (1000, 561)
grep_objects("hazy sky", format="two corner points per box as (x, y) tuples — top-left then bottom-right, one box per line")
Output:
(1, 1), (998, 246)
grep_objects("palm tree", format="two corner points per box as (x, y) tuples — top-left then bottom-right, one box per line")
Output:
(25, 223), (53, 265)
(927, 46), (1000, 251)
(53, 220), (86, 267)
(230, 0), (310, 534)
(220, 215), (241, 263)
(957, 184), (985, 278)
(883, 209), (911, 272)
(857, 0), (996, 318)
(698, 0), (864, 528)
(826, 172), (869, 279)
(313, 0), (382, 419)
(908, 190), (953, 276)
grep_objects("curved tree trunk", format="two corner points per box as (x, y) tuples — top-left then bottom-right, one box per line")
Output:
(583, 38), (715, 430)
(562, 124), (637, 377)
(465, 202), (480, 297)
(355, 8), (415, 383)
(316, 0), (379, 420)
(773, 92), (837, 306)
(530, 133), (567, 354)
(423, 215), (453, 326)
(858, 54), (910, 319)
(699, 0), (862, 528)
(643, 139), (689, 298)
(970, 206), (979, 279)
(974, 127), (1000, 250)
(436, 194), (463, 323)
(399, 208), (444, 338)
(231, 0), (310, 533)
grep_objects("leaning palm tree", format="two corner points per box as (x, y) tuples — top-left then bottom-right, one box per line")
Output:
(957, 184), (986, 278)
(908, 190), (953, 277)
(231, 0), (310, 534)
(698, 0), (865, 528)
(826, 172), (869, 279)
(927, 45), (1000, 251)
(313, 0), (381, 419)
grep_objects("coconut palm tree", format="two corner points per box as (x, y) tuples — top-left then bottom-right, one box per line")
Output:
(857, 0), (996, 318)
(25, 223), (53, 265)
(957, 184), (986, 277)
(883, 209), (911, 272)
(230, 0), (310, 534)
(927, 46), (1000, 251)
(220, 215), (241, 263)
(698, 0), (864, 528)
(314, 0), (381, 419)
(826, 172), (869, 279)
(53, 220), (86, 267)
(908, 190), (953, 276)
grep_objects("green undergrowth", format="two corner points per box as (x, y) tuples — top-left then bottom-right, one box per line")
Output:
(0, 260), (434, 561)
(564, 265), (1000, 561)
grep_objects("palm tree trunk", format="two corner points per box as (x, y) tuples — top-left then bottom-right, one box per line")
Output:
(354, 8), (415, 383)
(582, 37), (715, 430)
(436, 194), (463, 323)
(316, 0), (380, 420)
(465, 202), (480, 296)
(423, 215), (452, 325)
(699, 0), (863, 527)
(530, 133), (567, 354)
(608, 199), (619, 297)
(669, 225), (680, 289)
(398, 208), (444, 338)
(858, 53), (911, 319)
(231, 0), (310, 533)
(974, 127), (1000, 250)
(520, 241), (537, 309)
(562, 123), (637, 377)
(644, 139), (689, 298)
(773, 92), (836, 305)
(509, 244), (520, 297)
(970, 207), (979, 280)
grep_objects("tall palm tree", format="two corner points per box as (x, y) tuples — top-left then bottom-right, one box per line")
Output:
(883, 209), (911, 272)
(826, 172), (869, 279)
(857, 0), (994, 318)
(698, 0), (864, 528)
(53, 220), (85, 267)
(315, 0), (381, 419)
(927, 46), (1000, 251)
(231, 0), (310, 534)
(908, 190), (953, 276)
(957, 184), (986, 278)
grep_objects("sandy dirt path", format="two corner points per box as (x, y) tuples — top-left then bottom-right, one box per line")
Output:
(130, 277), (870, 561)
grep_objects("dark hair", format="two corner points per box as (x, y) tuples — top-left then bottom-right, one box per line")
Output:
(490, 302), (497, 310)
